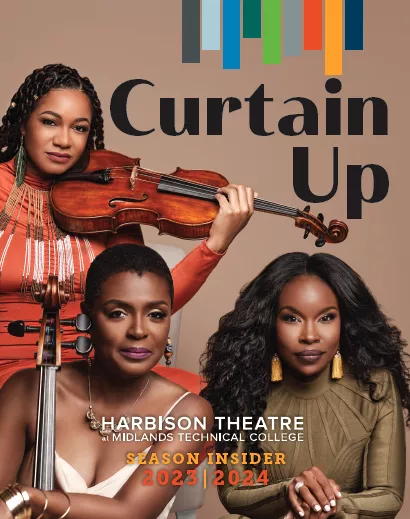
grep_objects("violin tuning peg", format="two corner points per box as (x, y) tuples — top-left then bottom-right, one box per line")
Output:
(304, 205), (311, 213)
(317, 213), (324, 223)
(303, 225), (311, 239)
(315, 235), (326, 247)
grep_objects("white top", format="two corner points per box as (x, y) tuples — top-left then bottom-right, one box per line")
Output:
(55, 392), (191, 518)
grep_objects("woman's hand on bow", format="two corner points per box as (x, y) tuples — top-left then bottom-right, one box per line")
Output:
(206, 184), (257, 254)
(287, 467), (341, 517)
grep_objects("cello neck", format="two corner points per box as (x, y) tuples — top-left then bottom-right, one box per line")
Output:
(33, 366), (57, 490)
(157, 176), (299, 219)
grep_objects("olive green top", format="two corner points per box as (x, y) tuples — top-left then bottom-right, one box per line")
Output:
(218, 365), (406, 519)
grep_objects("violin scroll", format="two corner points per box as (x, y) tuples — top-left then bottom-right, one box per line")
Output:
(295, 208), (349, 247)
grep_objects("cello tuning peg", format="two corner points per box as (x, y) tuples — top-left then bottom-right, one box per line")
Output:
(8, 320), (41, 337)
(61, 314), (92, 332)
(303, 225), (311, 239)
(315, 235), (326, 247)
(303, 205), (311, 213)
(75, 336), (93, 356)
(317, 213), (324, 223)
(62, 337), (93, 355)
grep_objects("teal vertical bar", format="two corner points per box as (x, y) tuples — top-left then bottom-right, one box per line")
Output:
(223, 0), (241, 69)
(182, 0), (200, 63)
(244, 0), (261, 38)
(203, 0), (221, 50)
(284, 0), (302, 56)
(263, 0), (282, 64)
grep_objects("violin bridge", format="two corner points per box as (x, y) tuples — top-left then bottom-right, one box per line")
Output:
(130, 165), (139, 190)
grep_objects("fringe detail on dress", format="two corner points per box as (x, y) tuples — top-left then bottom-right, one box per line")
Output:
(0, 180), (87, 298)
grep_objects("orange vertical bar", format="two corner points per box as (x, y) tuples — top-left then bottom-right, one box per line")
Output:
(304, 0), (322, 50)
(325, 0), (343, 75)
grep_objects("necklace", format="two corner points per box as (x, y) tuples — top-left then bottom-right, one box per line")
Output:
(0, 180), (96, 298)
(86, 362), (151, 437)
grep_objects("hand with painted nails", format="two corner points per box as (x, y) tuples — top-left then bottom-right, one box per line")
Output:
(284, 502), (335, 519)
(206, 184), (257, 254)
(286, 466), (342, 518)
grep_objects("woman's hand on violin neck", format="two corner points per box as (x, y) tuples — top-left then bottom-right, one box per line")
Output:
(206, 184), (257, 254)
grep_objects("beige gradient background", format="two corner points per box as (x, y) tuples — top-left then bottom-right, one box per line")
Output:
(1, 1), (408, 517)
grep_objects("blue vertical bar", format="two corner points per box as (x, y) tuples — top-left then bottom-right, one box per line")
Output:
(284, 0), (302, 56)
(223, 0), (241, 69)
(203, 0), (221, 50)
(345, 0), (364, 50)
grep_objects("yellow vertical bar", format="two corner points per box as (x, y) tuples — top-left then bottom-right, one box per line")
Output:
(325, 0), (343, 75)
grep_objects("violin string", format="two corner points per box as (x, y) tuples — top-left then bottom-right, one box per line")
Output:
(111, 165), (298, 210)
(156, 175), (299, 216)
(110, 169), (299, 216)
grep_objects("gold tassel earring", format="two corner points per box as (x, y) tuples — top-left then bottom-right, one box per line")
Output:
(271, 353), (283, 382)
(332, 349), (343, 379)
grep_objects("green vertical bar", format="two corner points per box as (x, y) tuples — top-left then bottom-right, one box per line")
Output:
(263, 0), (282, 64)
(244, 0), (261, 38)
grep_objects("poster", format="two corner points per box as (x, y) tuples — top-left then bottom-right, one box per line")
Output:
(0, 1), (408, 518)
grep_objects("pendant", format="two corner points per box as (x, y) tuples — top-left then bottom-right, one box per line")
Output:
(90, 420), (101, 430)
(87, 409), (95, 420)
(99, 428), (112, 437)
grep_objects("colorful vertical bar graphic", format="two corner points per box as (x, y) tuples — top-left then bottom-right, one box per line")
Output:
(345, 0), (364, 50)
(243, 0), (261, 38)
(304, 0), (322, 50)
(182, 0), (200, 63)
(223, 0), (241, 70)
(325, 0), (343, 75)
(263, 0), (282, 64)
(284, 0), (302, 56)
(202, 0), (221, 51)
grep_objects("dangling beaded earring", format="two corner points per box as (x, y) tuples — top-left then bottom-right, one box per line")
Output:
(271, 353), (283, 382)
(164, 337), (173, 367)
(332, 349), (343, 379)
(15, 135), (27, 187)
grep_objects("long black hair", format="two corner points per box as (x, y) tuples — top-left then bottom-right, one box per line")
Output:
(0, 64), (104, 162)
(200, 252), (410, 455)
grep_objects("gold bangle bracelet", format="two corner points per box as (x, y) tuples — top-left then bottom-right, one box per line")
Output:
(13, 485), (30, 516)
(55, 491), (71, 519)
(36, 490), (48, 519)
(0, 484), (31, 519)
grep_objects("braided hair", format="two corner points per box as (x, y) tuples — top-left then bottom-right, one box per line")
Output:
(0, 64), (105, 163)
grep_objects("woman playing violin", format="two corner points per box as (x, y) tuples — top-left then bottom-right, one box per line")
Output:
(0, 63), (255, 387)
(0, 243), (213, 519)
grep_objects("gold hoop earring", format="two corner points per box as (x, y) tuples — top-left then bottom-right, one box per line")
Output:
(271, 353), (283, 382)
(332, 349), (343, 379)
(15, 135), (27, 187)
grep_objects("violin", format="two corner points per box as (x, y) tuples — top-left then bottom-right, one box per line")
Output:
(51, 150), (348, 247)
(7, 277), (92, 490)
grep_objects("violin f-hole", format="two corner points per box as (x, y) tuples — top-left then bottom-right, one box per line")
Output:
(108, 194), (148, 208)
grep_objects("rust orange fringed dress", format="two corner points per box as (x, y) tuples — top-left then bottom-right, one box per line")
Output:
(0, 159), (224, 388)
